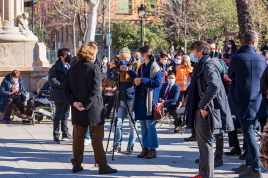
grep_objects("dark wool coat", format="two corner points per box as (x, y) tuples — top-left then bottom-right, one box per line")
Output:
(197, 58), (234, 133)
(228, 45), (266, 120)
(0, 74), (26, 113)
(64, 61), (104, 126)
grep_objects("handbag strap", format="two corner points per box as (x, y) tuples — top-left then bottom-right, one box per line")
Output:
(141, 64), (156, 105)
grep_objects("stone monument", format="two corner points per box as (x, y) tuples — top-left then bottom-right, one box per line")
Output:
(0, 0), (50, 120)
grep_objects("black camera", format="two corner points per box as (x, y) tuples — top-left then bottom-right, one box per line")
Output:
(114, 55), (123, 68)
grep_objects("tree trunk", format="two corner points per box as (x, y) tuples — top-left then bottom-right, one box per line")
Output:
(86, 0), (100, 42)
(235, 0), (254, 46)
(73, 18), (77, 55)
(101, 4), (106, 57)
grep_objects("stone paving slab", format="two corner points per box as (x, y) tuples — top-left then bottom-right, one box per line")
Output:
(0, 119), (268, 178)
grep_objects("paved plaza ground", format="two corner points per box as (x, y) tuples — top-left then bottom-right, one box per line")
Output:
(0, 118), (268, 178)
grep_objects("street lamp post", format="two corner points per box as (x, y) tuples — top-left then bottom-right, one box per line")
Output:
(138, 4), (146, 47)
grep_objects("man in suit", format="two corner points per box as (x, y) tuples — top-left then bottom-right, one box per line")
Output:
(159, 71), (180, 115)
(229, 30), (265, 178)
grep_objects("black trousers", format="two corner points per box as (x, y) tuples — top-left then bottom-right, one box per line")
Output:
(4, 97), (24, 119)
(53, 102), (70, 137)
(167, 106), (185, 126)
(228, 119), (248, 151)
(25, 99), (44, 116)
(103, 95), (115, 116)
(178, 91), (185, 102)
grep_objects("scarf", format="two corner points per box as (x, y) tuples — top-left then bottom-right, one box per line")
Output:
(185, 55), (210, 129)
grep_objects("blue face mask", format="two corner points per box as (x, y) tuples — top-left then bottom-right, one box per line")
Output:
(168, 79), (175, 85)
(46, 76), (49, 81)
(190, 53), (198, 63)
(139, 54), (144, 62)
(122, 60), (129, 66)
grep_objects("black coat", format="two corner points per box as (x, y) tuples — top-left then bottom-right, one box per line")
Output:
(64, 61), (104, 126)
(48, 60), (70, 103)
(197, 58), (234, 133)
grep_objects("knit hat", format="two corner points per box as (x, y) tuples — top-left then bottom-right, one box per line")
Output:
(119, 47), (131, 58)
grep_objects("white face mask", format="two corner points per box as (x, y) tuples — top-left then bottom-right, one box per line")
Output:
(162, 60), (167, 65)
(175, 60), (181, 65)
(228, 45), (232, 48)
(103, 60), (107, 64)
(170, 50), (174, 53)
(139, 54), (144, 62)
(13, 78), (19, 83)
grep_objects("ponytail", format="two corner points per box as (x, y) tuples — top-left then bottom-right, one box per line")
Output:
(148, 55), (155, 61)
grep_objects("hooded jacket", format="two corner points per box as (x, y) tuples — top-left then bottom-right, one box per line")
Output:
(107, 56), (140, 101)
(0, 73), (26, 113)
(197, 58), (234, 133)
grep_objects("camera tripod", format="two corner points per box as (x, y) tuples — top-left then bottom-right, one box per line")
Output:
(105, 72), (142, 160)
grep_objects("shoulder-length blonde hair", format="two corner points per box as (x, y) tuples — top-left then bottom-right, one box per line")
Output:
(76, 43), (98, 62)
(181, 55), (191, 67)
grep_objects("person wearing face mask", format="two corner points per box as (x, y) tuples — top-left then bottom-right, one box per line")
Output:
(131, 45), (162, 159)
(226, 40), (238, 59)
(185, 41), (234, 178)
(157, 50), (169, 86)
(107, 47), (141, 155)
(102, 56), (108, 66)
(206, 38), (222, 59)
(0, 70), (26, 124)
(178, 46), (186, 58)
(167, 45), (175, 60)
(159, 71), (180, 119)
(175, 55), (193, 102)
(229, 31), (265, 178)
(48, 48), (72, 144)
(21, 77), (52, 122)
(64, 43), (117, 174)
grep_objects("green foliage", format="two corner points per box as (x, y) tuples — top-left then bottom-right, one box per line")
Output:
(111, 21), (169, 52)
(26, 8), (50, 43)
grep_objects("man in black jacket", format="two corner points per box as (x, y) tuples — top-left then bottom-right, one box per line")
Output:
(185, 41), (234, 178)
(49, 48), (72, 144)
(64, 43), (117, 174)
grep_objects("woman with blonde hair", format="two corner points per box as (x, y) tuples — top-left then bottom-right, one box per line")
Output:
(175, 55), (193, 101)
(64, 43), (117, 174)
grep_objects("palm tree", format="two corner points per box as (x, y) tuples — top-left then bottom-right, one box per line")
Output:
(235, 0), (254, 45)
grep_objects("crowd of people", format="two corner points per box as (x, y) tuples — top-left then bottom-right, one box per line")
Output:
(0, 30), (268, 178)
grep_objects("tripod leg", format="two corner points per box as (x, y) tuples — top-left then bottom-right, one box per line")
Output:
(105, 96), (117, 153)
(112, 92), (120, 160)
(120, 91), (142, 148)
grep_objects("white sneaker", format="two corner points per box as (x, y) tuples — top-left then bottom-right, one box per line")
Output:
(84, 139), (91, 146)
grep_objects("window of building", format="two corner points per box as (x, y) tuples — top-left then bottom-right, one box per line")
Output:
(117, 0), (132, 14)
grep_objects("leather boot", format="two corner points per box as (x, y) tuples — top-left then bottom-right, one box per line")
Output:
(137, 147), (149, 158)
(214, 155), (223, 167)
(145, 149), (157, 159)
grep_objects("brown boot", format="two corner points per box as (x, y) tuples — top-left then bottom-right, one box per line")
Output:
(214, 155), (223, 167)
(137, 147), (149, 158)
(145, 149), (157, 159)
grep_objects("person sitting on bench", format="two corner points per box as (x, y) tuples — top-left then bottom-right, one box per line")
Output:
(18, 80), (52, 121)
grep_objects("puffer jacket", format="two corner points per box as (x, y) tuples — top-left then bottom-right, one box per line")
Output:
(107, 56), (141, 101)
(197, 58), (234, 134)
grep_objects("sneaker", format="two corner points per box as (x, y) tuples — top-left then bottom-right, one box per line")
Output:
(232, 163), (251, 174)
(53, 137), (60, 144)
(72, 166), (83, 173)
(2, 118), (11, 124)
(62, 133), (72, 141)
(184, 135), (197, 141)
(190, 175), (203, 178)
(99, 165), (117, 174)
(239, 170), (263, 178)
(84, 139), (91, 146)
(109, 145), (121, 154)
(239, 151), (248, 160)
(125, 146), (133, 154)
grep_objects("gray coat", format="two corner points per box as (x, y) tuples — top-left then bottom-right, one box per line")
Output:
(197, 58), (234, 134)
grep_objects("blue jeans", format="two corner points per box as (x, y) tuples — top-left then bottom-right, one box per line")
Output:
(115, 101), (137, 148)
(85, 127), (90, 140)
(239, 118), (261, 173)
(140, 120), (158, 149)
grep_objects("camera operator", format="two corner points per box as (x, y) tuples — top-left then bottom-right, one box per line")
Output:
(107, 47), (141, 154)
